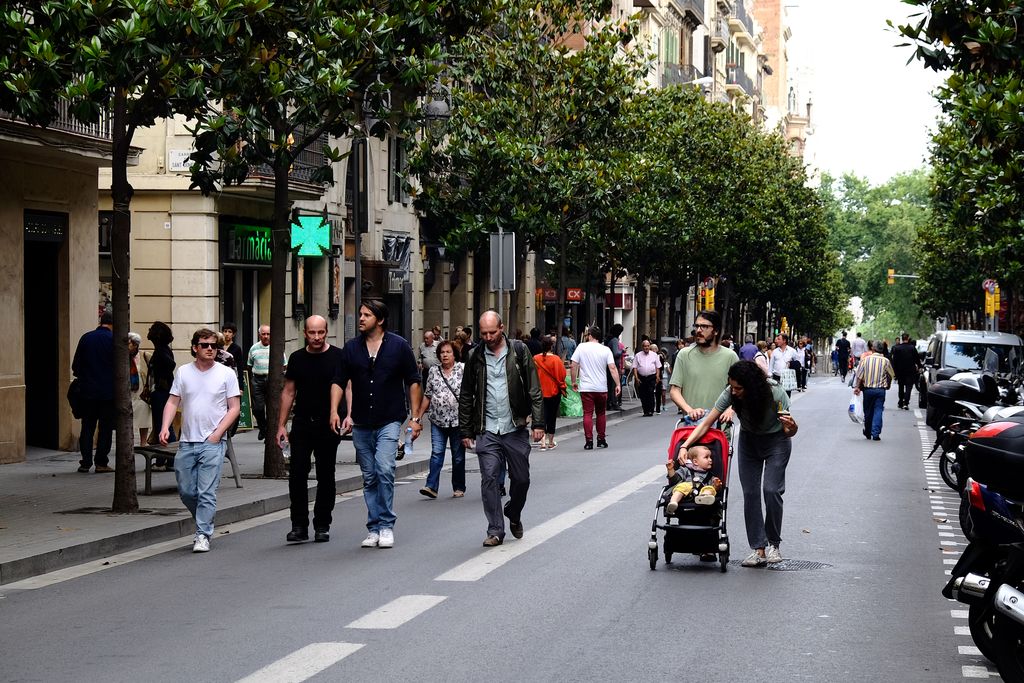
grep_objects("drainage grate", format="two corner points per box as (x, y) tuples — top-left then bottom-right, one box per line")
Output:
(57, 507), (185, 516)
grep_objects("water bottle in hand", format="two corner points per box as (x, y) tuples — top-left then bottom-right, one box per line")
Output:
(280, 437), (291, 461)
(404, 426), (414, 458)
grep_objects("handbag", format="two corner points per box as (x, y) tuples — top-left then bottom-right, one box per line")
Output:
(139, 352), (153, 404)
(67, 378), (84, 418)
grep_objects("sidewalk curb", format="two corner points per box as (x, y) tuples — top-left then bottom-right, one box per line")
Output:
(0, 404), (643, 585)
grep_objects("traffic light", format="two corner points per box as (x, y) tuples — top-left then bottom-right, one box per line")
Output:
(887, 268), (895, 285)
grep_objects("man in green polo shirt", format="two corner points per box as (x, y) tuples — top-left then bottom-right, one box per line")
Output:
(669, 310), (737, 425)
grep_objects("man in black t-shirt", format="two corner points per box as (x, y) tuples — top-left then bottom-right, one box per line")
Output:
(277, 315), (346, 543)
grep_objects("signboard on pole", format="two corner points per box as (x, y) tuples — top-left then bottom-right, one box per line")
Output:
(565, 287), (584, 303)
(489, 232), (516, 291)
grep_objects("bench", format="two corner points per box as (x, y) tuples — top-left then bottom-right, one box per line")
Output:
(133, 437), (243, 495)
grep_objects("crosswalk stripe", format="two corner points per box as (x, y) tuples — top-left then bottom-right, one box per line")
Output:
(235, 642), (364, 683)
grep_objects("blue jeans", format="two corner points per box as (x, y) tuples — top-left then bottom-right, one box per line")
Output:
(862, 387), (887, 438)
(174, 440), (226, 538)
(352, 422), (400, 531)
(426, 423), (466, 494)
(737, 430), (792, 550)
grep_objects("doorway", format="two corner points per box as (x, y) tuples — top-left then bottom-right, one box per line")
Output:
(24, 213), (65, 449)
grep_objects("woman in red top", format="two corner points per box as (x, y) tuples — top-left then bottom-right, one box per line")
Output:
(534, 336), (567, 450)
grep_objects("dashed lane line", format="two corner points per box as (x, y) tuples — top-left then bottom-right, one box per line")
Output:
(234, 642), (364, 683)
(345, 595), (448, 630)
(435, 464), (664, 582)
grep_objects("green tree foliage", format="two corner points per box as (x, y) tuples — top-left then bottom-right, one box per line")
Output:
(0, 0), (248, 512)
(898, 1), (1024, 323)
(187, 0), (493, 477)
(820, 170), (933, 338)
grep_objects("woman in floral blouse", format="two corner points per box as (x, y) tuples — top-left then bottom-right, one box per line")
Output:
(418, 340), (466, 498)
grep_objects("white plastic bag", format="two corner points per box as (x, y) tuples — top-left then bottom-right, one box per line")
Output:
(780, 368), (797, 392)
(848, 391), (864, 423)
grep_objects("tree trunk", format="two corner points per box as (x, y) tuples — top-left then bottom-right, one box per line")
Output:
(110, 95), (139, 513)
(263, 156), (290, 478)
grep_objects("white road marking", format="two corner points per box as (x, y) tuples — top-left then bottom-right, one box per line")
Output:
(955, 626), (970, 636)
(436, 465), (664, 582)
(235, 642), (364, 683)
(952, 610), (969, 619)
(958, 645), (983, 656)
(963, 665), (997, 678)
(345, 595), (447, 629)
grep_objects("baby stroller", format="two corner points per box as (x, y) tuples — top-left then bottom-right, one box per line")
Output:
(648, 423), (732, 572)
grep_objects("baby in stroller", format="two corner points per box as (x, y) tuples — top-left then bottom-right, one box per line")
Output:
(665, 445), (723, 513)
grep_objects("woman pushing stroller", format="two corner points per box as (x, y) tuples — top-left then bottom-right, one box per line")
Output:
(675, 360), (798, 568)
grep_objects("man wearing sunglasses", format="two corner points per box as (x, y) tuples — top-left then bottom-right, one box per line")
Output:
(159, 328), (241, 553)
(669, 310), (737, 427)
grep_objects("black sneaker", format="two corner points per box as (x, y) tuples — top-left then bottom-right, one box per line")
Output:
(314, 529), (330, 543)
(77, 465), (91, 473)
(286, 527), (309, 543)
(583, 441), (594, 450)
(597, 439), (609, 449)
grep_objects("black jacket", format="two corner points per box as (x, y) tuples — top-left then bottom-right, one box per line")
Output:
(459, 335), (544, 438)
(890, 342), (921, 376)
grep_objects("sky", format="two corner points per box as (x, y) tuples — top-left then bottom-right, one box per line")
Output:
(784, 0), (945, 186)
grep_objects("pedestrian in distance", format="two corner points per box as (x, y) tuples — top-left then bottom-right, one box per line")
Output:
(559, 326), (577, 361)
(278, 315), (345, 544)
(669, 310), (738, 426)
(459, 311), (545, 548)
(768, 333), (799, 397)
(221, 322), (244, 375)
(570, 326), (620, 450)
(890, 333), (922, 410)
(656, 346), (670, 414)
(247, 324), (274, 441)
(159, 328), (241, 553)
(851, 331), (868, 367)
(128, 331), (151, 447)
(418, 329), (439, 372)
(753, 340), (770, 377)
(634, 339), (662, 417)
(418, 339), (467, 498)
(332, 299), (422, 549)
(836, 331), (851, 382)
(605, 323), (625, 410)
(677, 360), (798, 567)
(72, 311), (115, 473)
(146, 321), (177, 466)
(738, 334), (758, 362)
(853, 342), (895, 440)
(533, 335), (567, 450)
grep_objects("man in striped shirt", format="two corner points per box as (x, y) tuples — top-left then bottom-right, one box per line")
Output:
(853, 342), (896, 441)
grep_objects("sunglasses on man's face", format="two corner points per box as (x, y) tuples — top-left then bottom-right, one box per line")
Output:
(196, 342), (218, 349)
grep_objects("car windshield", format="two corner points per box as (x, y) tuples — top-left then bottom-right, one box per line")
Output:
(946, 343), (1020, 374)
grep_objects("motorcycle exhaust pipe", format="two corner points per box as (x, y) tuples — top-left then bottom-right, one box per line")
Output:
(953, 573), (991, 601)
(994, 584), (1024, 626)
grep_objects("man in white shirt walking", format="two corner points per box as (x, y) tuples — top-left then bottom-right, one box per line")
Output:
(570, 327), (620, 450)
(768, 333), (799, 397)
(161, 328), (241, 553)
(633, 339), (662, 416)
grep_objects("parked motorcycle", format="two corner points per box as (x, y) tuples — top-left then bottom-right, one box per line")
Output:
(944, 416), (1024, 680)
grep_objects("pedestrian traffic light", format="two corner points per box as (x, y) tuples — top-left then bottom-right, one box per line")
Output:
(887, 268), (895, 285)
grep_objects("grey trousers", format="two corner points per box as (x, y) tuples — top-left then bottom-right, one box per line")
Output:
(477, 429), (531, 539)
(736, 429), (792, 550)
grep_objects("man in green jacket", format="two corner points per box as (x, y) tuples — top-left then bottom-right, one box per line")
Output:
(460, 310), (544, 548)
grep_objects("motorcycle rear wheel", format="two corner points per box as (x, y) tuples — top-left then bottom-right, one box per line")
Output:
(939, 451), (958, 491)
(968, 602), (1000, 664)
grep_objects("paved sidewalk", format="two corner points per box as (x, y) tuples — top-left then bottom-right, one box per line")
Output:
(0, 400), (645, 584)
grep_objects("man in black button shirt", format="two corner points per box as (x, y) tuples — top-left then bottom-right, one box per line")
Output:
(890, 333), (922, 410)
(331, 300), (422, 549)
(278, 315), (345, 543)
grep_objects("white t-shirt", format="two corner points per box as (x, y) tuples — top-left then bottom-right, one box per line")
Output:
(571, 341), (615, 392)
(170, 362), (241, 442)
(768, 345), (799, 377)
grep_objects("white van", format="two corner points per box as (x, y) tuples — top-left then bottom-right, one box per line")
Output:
(923, 330), (1023, 387)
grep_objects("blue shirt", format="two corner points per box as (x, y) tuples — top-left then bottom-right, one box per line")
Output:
(484, 343), (516, 434)
(72, 326), (114, 400)
(336, 331), (421, 427)
(738, 343), (758, 361)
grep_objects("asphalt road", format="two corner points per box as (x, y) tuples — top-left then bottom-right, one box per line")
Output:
(0, 375), (991, 682)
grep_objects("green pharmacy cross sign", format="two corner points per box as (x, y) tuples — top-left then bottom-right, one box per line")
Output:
(291, 214), (331, 257)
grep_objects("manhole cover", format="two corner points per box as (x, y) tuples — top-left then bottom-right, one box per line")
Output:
(726, 559), (832, 571)
(57, 507), (185, 516)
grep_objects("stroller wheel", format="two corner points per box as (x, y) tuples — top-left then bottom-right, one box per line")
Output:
(648, 546), (658, 571)
(719, 553), (729, 572)
(664, 549), (673, 564)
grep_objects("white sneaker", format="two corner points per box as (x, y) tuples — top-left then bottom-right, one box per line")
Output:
(741, 550), (766, 567)
(378, 528), (394, 549)
(361, 531), (380, 548)
(765, 544), (783, 564)
(192, 534), (210, 553)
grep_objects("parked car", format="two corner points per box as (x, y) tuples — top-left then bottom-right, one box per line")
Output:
(923, 330), (1023, 389)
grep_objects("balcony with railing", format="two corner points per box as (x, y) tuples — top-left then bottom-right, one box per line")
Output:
(710, 15), (729, 53)
(245, 130), (329, 196)
(725, 65), (754, 96)
(0, 100), (114, 160)
(672, 0), (704, 28)
(662, 63), (704, 89)
(728, 2), (757, 48)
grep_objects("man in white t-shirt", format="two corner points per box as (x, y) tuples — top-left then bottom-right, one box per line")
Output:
(160, 328), (241, 553)
(570, 326), (620, 450)
(768, 333), (799, 397)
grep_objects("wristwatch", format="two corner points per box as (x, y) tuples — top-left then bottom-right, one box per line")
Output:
(411, 417), (422, 424)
